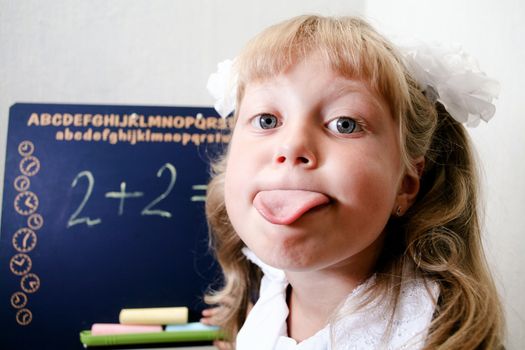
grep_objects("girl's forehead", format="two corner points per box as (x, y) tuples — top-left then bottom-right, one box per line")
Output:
(244, 75), (375, 100)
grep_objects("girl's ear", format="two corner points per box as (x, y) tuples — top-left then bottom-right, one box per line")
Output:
(393, 156), (424, 216)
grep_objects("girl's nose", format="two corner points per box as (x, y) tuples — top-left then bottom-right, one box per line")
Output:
(274, 139), (318, 169)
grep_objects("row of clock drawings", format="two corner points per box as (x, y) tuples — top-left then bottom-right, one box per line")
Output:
(8, 140), (42, 326)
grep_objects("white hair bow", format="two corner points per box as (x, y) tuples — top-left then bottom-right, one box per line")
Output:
(396, 40), (500, 127)
(206, 59), (237, 118)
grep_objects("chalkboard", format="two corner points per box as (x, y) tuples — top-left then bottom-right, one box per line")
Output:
(0, 103), (231, 349)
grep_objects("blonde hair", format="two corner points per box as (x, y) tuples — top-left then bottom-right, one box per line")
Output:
(205, 15), (504, 349)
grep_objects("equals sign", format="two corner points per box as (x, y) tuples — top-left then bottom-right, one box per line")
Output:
(191, 185), (207, 202)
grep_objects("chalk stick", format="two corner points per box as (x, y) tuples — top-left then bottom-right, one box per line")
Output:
(165, 322), (220, 332)
(119, 307), (188, 325)
(91, 323), (162, 335)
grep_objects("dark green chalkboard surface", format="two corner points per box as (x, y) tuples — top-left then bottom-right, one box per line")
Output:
(0, 103), (231, 349)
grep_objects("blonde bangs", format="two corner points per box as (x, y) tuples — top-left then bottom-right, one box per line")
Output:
(235, 15), (410, 121)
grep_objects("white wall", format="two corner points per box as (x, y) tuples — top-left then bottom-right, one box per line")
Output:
(365, 1), (525, 348)
(1, 0), (523, 348)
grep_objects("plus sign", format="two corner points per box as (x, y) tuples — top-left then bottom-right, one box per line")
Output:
(105, 182), (144, 215)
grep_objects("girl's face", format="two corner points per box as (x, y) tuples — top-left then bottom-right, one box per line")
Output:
(224, 53), (413, 273)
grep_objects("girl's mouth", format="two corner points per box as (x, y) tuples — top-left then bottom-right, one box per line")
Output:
(253, 189), (331, 225)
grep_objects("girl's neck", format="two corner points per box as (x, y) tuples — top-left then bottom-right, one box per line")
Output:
(284, 241), (383, 342)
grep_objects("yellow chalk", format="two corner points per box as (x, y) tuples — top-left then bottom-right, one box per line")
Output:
(119, 307), (188, 325)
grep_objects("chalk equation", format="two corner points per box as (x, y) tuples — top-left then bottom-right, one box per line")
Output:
(67, 162), (207, 228)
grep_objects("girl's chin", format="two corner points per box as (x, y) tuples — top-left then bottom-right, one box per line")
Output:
(251, 245), (322, 271)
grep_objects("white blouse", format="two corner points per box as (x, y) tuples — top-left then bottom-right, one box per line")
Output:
(236, 249), (439, 350)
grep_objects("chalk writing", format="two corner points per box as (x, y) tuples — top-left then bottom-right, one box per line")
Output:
(66, 163), (198, 228)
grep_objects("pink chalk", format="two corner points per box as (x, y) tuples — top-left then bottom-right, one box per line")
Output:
(91, 323), (162, 335)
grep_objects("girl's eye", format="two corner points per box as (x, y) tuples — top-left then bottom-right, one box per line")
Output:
(327, 117), (359, 134)
(252, 114), (279, 129)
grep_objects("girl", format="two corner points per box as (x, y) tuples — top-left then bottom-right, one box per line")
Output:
(203, 15), (504, 349)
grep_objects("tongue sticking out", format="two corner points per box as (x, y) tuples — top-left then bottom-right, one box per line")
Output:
(253, 190), (330, 225)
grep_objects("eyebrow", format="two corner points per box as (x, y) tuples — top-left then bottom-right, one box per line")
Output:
(331, 82), (388, 114)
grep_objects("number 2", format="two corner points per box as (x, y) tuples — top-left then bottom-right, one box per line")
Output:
(67, 171), (102, 228)
(141, 163), (176, 218)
